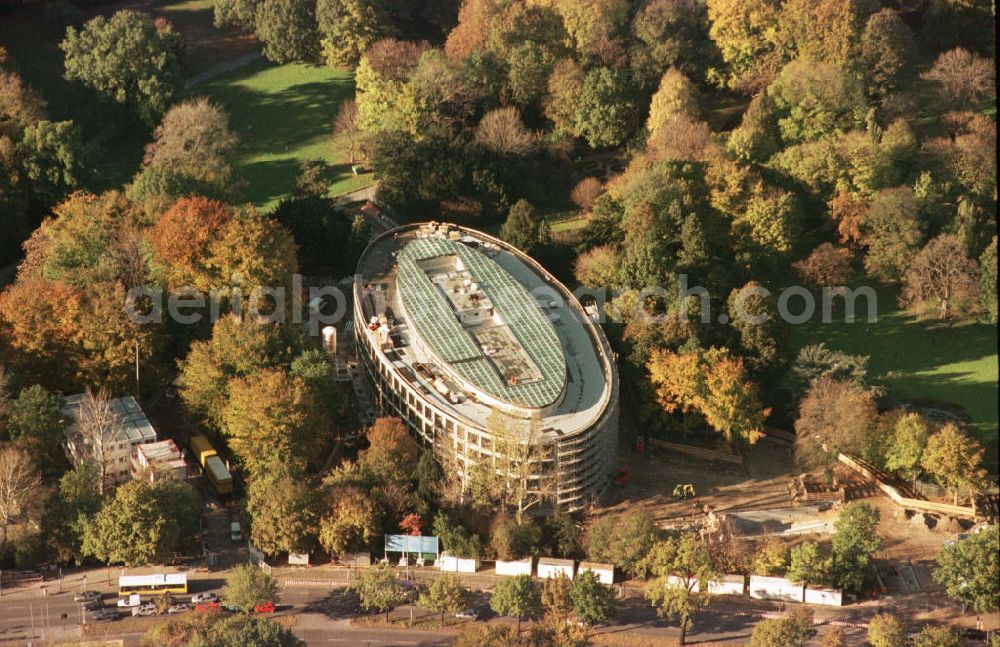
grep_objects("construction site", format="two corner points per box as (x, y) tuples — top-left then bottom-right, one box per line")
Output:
(600, 425), (998, 630)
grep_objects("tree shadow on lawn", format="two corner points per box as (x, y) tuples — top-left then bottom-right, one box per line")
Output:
(235, 157), (305, 208)
(197, 67), (354, 158)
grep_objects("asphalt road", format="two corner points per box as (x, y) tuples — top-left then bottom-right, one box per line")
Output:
(0, 573), (874, 646)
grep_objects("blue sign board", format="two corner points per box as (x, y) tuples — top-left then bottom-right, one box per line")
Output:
(384, 534), (439, 555)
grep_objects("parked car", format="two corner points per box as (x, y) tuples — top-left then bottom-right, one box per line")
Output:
(117, 596), (141, 608)
(167, 604), (190, 614)
(132, 604), (157, 617)
(74, 591), (101, 602)
(254, 602), (276, 613)
(455, 609), (479, 620)
(230, 521), (243, 542)
(81, 599), (103, 611)
(195, 602), (221, 613)
(191, 592), (218, 604)
(90, 609), (119, 622)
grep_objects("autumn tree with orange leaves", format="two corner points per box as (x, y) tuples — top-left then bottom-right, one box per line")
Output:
(0, 191), (163, 390)
(648, 346), (769, 452)
(149, 196), (298, 304)
(358, 417), (419, 484)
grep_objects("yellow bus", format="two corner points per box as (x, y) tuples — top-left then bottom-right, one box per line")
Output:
(118, 574), (188, 597)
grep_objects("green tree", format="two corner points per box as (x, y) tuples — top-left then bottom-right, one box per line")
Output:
(45, 462), (101, 561)
(413, 450), (444, 514)
(213, 0), (260, 30)
(727, 93), (780, 162)
(643, 533), (716, 645)
(500, 199), (549, 253)
(178, 314), (300, 431)
(207, 614), (304, 646)
(646, 68), (699, 140)
(273, 195), (363, 277)
(921, 423), (987, 506)
(221, 368), (322, 477)
(419, 573), (469, 624)
(81, 476), (200, 566)
(867, 612), (906, 647)
(7, 384), (66, 472)
(883, 412), (930, 487)
(630, 0), (710, 87)
(860, 186), (924, 282)
(134, 98), (237, 206)
(830, 502), (883, 592)
(352, 562), (408, 622)
(749, 614), (811, 647)
(254, 0), (321, 63)
(767, 59), (867, 144)
(490, 574), (541, 633)
(16, 120), (85, 205)
(0, 367), (10, 435)
(60, 10), (182, 124)
(979, 236), (998, 323)
(246, 461), (316, 556)
(432, 511), (482, 559)
(570, 570), (615, 626)
(933, 524), (998, 614)
(858, 9), (915, 99)
(785, 344), (870, 402)
(317, 0), (391, 67)
(223, 564), (281, 612)
(750, 537), (788, 576)
(489, 513), (541, 562)
(911, 625), (962, 647)
(290, 350), (345, 421)
(544, 58), (585, 134)
(706, 0), (786, 93)
(585, 510), (658, 577)
(317, 484), (376, 557)
(573, 67), (639, 148)
(731, 187), (802, 270)
(786, 541), (831, 601)
(727, 282), (786, 374)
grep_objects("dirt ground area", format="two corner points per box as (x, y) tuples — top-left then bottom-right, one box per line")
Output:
(597, 435), (974, 607)
(601, 438), (804, 526)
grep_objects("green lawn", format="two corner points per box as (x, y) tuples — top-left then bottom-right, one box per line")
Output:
(788, 286), (998, 448)
(195, 59), (374, 212)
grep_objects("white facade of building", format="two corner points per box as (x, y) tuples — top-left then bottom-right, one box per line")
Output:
(132, 439), (187, 482)
(62, 394), (158, 485)
(354, 223), (619, 513)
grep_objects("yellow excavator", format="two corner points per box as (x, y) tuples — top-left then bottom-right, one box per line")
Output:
(673, 484), (696, 500)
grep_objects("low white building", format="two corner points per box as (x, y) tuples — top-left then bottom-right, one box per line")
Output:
(577, 561), (614, 585)
(537, 557), (575, 580)
(749, 575), (804, 602)
(437, 552), (479, 573)
(63, 394), (158, 485)
(495, 557), (533, 577)
(132, 439), (187, 482)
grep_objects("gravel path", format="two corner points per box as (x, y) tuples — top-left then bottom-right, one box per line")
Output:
(185, 50), (262, 88)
